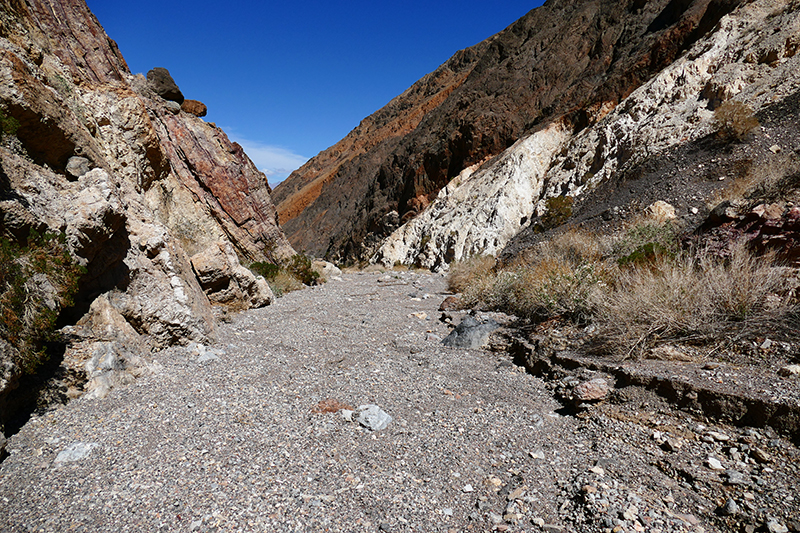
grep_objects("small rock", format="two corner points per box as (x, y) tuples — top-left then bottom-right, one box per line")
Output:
(532, 517), (546, 527)
(661, 438), (683, 452)
(543, 525), (564, 533)
(54, 442), (99, 465)
(767, 520), (789, 533)
(648, 201), (677, 223)
(778, 365), (800, 377)
(769, 144), (782, 154)
(379, 523), (392, 532)
(442, 508), (453, 517)
(703, 362), (721, 370)
(725, 470), (748, 485)
(589, 466), (605, 476)
(356, 404), (392, 431)
(707, 457), (724, 470)
(409, 312), (428, 320)
(719, 499), (740, 516)
(463, 484), (474, 493)
(623, 506), (639, 520)
(573, 378), (610, 402)
(761, 338), (774, 350)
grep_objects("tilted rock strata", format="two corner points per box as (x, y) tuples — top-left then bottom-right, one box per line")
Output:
(0, 0), (293, 421)
(276, 0), (746, 262)
(377, 0), (800, 269)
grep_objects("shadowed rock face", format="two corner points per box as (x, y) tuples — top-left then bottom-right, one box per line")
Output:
(0, 0), (293, 426)
(274, 0), (743, 262)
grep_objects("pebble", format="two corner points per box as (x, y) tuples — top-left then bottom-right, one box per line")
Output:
(725, 470), (748, 485)
(778, 365), (800, 377)
(767, 520), (789, 533)
(356, 404), (392, 431)
(720, 498), (740, 516)
(706, 457), (724, 470)
(53, 442), (99, 465)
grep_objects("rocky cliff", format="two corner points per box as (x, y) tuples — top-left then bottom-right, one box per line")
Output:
(274, 0), (747, 262)
(0, 0), (293, 438)
(376, 0), (800, 269)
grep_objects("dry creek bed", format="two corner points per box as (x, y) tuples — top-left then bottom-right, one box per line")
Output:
(0, 270), (798, 533)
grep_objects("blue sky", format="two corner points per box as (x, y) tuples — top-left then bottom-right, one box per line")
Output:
(86, 1), (544, 184)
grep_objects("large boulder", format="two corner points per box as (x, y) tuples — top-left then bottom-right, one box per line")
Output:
(146, 67), (184, 103)
(191, 242), (274, 309)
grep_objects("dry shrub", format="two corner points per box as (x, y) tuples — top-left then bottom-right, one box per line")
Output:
(710, 152), (800, 207)
(456, 231), (608, 321)
(267, 270), (303, 297)
(594, 245), (798, 359)
(447, 255), (496, 293)
(713, 100), (759, 142)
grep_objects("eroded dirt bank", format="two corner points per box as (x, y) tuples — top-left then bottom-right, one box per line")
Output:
(0, 271), (798, 532)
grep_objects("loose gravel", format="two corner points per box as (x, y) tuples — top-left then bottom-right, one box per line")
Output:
(1, 271), (798, 532)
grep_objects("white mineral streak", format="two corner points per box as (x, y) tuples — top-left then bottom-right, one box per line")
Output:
(375, 121), (571, 270)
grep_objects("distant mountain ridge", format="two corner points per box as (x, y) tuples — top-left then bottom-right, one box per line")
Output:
(274, 0), (745, 262)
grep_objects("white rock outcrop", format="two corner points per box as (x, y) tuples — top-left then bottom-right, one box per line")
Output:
(374, 121), (571, 270)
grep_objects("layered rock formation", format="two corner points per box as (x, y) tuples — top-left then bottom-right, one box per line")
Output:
(376, 0), (800, 269)
(0, 0), (293, 434)
(275, 0), (747, 262)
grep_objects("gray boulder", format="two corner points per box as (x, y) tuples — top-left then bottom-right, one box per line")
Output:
(442, 316), (499, 349)
(146, 67), (184, 103)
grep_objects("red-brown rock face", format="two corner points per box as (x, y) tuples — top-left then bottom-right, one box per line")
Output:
(274, 0), (744, 262)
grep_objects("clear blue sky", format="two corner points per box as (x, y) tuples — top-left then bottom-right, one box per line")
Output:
(86, 1), (544, 184)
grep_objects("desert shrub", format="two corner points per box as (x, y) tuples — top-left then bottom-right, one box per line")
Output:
(713, 100), (759, 142)
(540, 195), (574, 230)
(594, 245), (797, 358)
(266, 270), (304, 298)
(249, 253), (320, 298)
(0, 230), (84, 374)
(0, 108), (19, 138)
(456, 231), (608, 322)
(250, 261), (281, 280)
(612, 221), (678, 261)
(447, 255), (496, 293)
(285, 254), (320, 286)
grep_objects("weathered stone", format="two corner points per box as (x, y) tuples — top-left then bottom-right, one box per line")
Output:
(181, 99), (208, 117)
(65, 156), (90, 179)
(778, 365), (800, 377)
(573, 378), (610, 402)
(54, 442), (99, 465)
(442, 316), (499, 349)
(146, 67), (184, 103)
(190, 241), (273, 309)
(356, 404), (392, 431)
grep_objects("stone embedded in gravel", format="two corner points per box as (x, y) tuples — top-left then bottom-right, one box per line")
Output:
(778, 365), (800, 377)
(752, 447), (772, 463)
(573, 378), (610, 401)
(720, 498), (740, 516)
(767, 520), (789, 533)
(661, 438), (683, 452)
(707, 456), (725, 470)
(725, 470), (748, 485)
(356, 404), (392, 431)
(53, 442), (99, 465)
(441, 316), (499, 349)
(707, 431), (731, 442)
(463, 484), (474, 493)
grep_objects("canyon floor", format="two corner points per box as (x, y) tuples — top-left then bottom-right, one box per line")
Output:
(0, 271), (798, 533)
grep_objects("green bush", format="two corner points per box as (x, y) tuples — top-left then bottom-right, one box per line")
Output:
(540, 196), (573, 230)
(0, 230), (85, 374)
(249, 253), (320, 298)
(0, 107), (20, 138)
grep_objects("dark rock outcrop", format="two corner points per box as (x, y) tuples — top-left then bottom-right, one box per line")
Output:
(274, 0), (744, 262)
(146, 67), (185, 103)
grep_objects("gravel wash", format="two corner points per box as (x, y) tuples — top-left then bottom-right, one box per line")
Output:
(1, 271), (798, 532)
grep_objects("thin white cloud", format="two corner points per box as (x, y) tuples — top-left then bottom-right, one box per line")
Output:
(228, 135), (308, 186)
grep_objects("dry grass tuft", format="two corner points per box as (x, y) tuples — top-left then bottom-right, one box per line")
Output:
(593, 244), (798, 359)
(447, 255), (496, 293)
